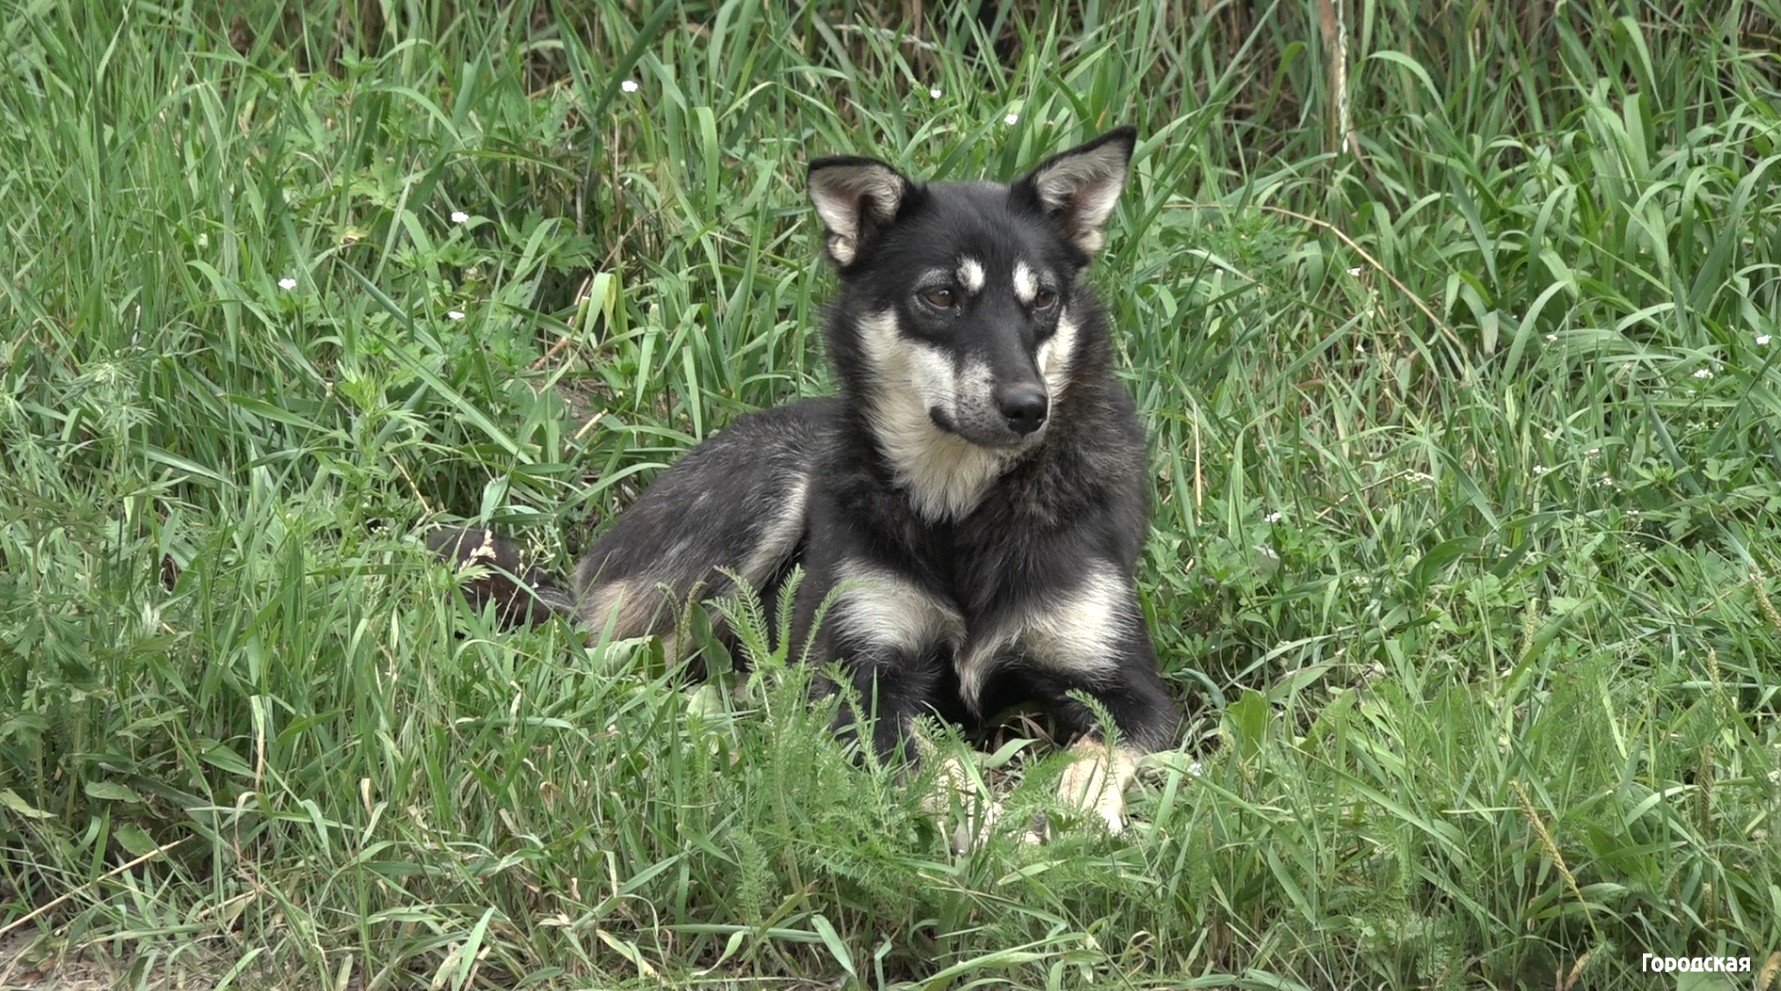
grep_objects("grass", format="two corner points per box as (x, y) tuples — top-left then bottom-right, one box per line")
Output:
(2, 0), (1780, 987)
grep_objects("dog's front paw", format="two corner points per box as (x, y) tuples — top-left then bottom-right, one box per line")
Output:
(948, 798), (1006, 855)
(1054, 740), (1140, 835)
(918, 752), (1003, 854)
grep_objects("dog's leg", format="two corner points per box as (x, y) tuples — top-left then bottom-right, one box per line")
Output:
(1000, 562), (1182, 836)
(826, 649), (945, 765)
(1039, 656), (1178, 835)
(800, 559), (964, 762)
(795, 554), (992, 848)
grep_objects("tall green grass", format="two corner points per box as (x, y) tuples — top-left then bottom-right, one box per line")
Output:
(3, 1), (1779, 987)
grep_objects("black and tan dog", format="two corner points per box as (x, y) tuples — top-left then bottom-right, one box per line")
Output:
(433, 127), (1181, 838)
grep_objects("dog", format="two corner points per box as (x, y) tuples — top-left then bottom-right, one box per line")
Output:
(431, 126), (1182, 840)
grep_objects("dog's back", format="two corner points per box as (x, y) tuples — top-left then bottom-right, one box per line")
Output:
(430, 398), (838, 639)
(569, 397), (838, 638)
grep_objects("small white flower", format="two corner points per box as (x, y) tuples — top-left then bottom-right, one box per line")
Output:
(1187, 761), (1205, 779)
(1758, 334), (1772, 346)
(1533, 464), (1551, 476)
(278, 277), (297, 290)
(447, 310), (466, 321)
(928, 87), (942, 99)
(450, 210), (469, 224)
(1263, 511), (1282, 523)
(1586, 447), (1600, 457)
(1003, 113), (1019, 125)
(1347, 266), (1362, 277)
(620, 79), (639, 94)
(1692, 368), (1713, 380)
(1544, 333), (1557, 343)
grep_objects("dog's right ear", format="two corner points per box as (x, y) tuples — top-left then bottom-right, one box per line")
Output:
(807, 156), (912, 267)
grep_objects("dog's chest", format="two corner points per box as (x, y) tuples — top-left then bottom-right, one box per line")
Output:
(831, 437), (1126, 704)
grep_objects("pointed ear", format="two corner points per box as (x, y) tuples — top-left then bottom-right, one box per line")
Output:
(1012, 126), (1137, 257)
(807, 156), (913, 267)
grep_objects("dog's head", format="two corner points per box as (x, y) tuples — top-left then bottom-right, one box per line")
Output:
(808, 127), (1135, 450)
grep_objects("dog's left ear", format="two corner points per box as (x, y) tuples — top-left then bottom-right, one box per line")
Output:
(1012, 126), (1137, 257)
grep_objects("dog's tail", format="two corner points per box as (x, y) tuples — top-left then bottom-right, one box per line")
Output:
(424, 527), (578, 628)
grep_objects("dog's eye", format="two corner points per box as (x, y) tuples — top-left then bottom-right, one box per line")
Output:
(1033, 288), (1059, 311)
(923, 288), (957, 309)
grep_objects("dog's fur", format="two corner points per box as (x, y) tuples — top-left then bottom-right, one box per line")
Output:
(432, 127), (1181, 832)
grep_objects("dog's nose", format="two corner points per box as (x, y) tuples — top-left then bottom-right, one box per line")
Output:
(996, 385), (1049, 435)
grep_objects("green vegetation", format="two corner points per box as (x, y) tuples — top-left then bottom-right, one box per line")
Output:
(3, 1), (1779, 987)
